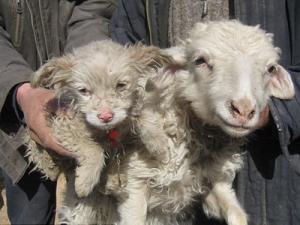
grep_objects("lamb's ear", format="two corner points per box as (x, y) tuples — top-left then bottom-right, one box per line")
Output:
(268, 64), (295, 99)
(31, 56), (73, 89)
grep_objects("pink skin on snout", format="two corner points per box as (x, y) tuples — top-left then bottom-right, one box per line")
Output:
(229, 98), (256, 126)
(97, 108), (113, 123)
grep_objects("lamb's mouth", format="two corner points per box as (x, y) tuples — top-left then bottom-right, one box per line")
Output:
(216, 115), (253, 136)
(222, 124), (252, 137)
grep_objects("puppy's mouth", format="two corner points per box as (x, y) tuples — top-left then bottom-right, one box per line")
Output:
(97, 122), (122, 130)
(86, 110), (127, 130)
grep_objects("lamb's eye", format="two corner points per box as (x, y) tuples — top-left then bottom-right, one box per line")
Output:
(78, 88), (91, 96)
(194, 57), (206, 66)
(267, 65), (277, 74)
(116, 82), (127, 91)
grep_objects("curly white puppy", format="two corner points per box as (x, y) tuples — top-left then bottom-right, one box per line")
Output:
(24, 40), (170, 199)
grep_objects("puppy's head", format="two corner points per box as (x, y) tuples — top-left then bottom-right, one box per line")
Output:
(32, 40), (171, 130)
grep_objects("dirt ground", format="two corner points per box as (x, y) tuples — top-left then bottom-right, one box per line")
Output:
(0, 175), (66, 225)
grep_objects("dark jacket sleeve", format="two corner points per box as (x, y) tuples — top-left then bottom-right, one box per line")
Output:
(269, 67), (300, 174)
(64, 0), (117, 53)
(0, 20), (33, 113)
(0, 17), (31, 183)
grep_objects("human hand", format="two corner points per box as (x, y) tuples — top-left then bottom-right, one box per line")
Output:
(255, 105), (270, 130)
(16, 83), (74, 158)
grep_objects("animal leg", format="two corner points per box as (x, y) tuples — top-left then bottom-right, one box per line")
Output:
(118, 185), (147, 225)
(202, 182), (247, 225)
(136, 112), (170, 163)
(58, 175), (99, 225)
(75, 146), (105, 198)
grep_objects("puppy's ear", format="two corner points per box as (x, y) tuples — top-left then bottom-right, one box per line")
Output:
(162, 46), (186, 65)
(130, 44), (174, 71)
(162, 46), (187, 73)
(31, 56), (73, 89)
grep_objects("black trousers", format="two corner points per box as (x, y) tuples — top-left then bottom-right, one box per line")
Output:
(3, 168), (56, 225)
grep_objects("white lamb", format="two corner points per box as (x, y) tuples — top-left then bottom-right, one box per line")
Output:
(92, 20), (295, 225)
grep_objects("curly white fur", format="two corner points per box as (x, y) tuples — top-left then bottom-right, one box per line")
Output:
(24, 40), (172, 224)
(26, 21), (295, 225)
(91, 20), (294, 225)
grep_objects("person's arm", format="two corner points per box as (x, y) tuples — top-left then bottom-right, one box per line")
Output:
(1, 1), (117, 157)
(15, 0), (117, 157)
(64, 0), (117, 53)
(0, 19), (73, 157)
(268, 68), (300, 173)
(16, 0), (117, 157)
(0, 22), (33, 114)
(251, 64), (300, 144)
(269, 69), (300, 144)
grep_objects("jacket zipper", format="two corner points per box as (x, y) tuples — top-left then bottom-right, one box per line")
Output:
(38, 0), (50, 60)
(145, 0), (153, 45)
(26, 0), (43, 67)
(201, 0), (208, 18)
(261, 179), (268, 225)
(14, 0), (24, 47)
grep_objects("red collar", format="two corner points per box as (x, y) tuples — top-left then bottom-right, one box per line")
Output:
(107, 130), (120, 148)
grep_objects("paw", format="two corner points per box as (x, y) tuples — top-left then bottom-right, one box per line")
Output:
(227, 207), (248, 225)
(75, 172), (99, 198)
(74, 153), (105, 198)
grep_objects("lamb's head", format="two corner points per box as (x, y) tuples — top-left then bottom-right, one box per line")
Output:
(178, 20), (294, 137)
(31, 40), (170, 130)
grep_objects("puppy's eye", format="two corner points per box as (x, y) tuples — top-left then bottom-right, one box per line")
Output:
(78, 88), (91, 96)
(194, 57), (206, 66)
(267, 65), (277, 74)
(116, 82), (127, 91)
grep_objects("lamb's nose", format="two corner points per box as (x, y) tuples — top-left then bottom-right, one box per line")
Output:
(230, 98), (255, 124)
(97, 111), (113, 122)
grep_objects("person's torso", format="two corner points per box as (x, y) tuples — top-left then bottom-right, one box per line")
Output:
(0, 0), (76, 70)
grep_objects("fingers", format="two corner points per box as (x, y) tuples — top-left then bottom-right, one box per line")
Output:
(255, 105), (270, 129)
(17, 85), (75, 158)
(17, 85), (56, 113)
(28, 128), (75, 158)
